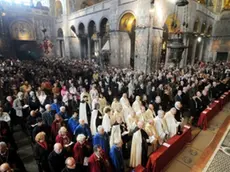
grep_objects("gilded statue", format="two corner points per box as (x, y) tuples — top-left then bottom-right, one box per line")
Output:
(224, 0), (230, 9)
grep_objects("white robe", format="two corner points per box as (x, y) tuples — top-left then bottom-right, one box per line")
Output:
(89, 89), (98, 101)
(102, 113), (111, 133)
(110, 125), (122, 148)
(120, 97), (132, 123)
(128, 82), (135, 98)
(90, 110), (98, 135)
(154, 116), (168, 145)
(164, 111), (180, 138)
(132, 100), (141, 113)
(38, 94), (47, 112)
(79, 102), (88, 124)
(130, 130), (142, 168)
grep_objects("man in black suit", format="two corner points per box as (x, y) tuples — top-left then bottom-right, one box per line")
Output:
(174, 101), (183, 122)
(48, 143), (66, 172)
(201, 90), (210, 108)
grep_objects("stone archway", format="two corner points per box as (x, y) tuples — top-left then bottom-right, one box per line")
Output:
(55, 0), (63, 17)
(88, 20), (96, 59)
(78, 23), (87, 59)
(119, 12), (136, 68)
(100, 18), (109, 48)
(57, 28), (64, 57)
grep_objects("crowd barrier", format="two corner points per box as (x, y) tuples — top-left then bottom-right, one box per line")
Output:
(145, 126), (192, 172)
(197, 90), (230, 130)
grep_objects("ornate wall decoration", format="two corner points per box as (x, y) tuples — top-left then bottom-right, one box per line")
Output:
(10, 21), (35, 41)
(165, 14), (181, 33)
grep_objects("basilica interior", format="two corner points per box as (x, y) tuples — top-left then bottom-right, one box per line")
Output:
(0, 0), (230, 172)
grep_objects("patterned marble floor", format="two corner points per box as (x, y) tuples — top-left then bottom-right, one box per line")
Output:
(165, 103), (230, 172)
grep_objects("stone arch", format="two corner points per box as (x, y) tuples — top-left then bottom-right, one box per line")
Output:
(206, 25), (213, 36)
(55, 0), (63, 17)
(119, 12), (136, 68)
(78, 23), (87, 59)
(100, 17), (109, 48)
(193, 18), (200, 33)
(57, 28), (64, 57)
(70, 25), (76, 35)
(57, 28), (64, 38)
(200, 22), (207, 34)
(78, 23), (85, 35)
(88, 20), (96, 58)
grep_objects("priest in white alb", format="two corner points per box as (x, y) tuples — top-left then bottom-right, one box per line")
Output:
(132, 96), (142, 114)
(164, 108), (181, 138)
(154, 110), (169, 145)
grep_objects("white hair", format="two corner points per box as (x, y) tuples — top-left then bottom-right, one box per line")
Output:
(97, 125), (104, 132)
(45, 104), (51, 110)
(77, 134), (86, 142)
(0, 142), (7, 147)
(175, 101), (181, 109)
(58, 127), (67, 135)
(60, 106), (65, 111)
(17, 92), (23, 98)
(157, 110), (165, 118)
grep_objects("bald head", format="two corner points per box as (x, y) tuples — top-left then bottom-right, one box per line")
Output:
(0, 163), (12, 172)
(54, 143), (63, 154)
(65, 157), (76, 169)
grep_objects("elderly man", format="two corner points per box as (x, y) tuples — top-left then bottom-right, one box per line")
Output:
(132, 96), (142, 114)
(0, 163), (14, 172)
(62, 157), (79, 172)
(48, 143), (66, 172)
(0, 142), (26, 171)
(79, 95), (91, 124)
(154, 110), (168, 145)
(88, 145), (111, 172)
(130, 121), (149, 168)
(174, 101), (183, 122)
(74, 119), (92, 140)
(68, 112), (79, 134)
(93, 126), (110, 155)
(164, 108), (181, 138)
(58, 106), (69, 120)
(73, 134), (91, 170)
(0, 106), (11, 125)
(42, 104), (54, 126)
(144, 119), (159, 151)
(143, 104), (155, 123)
(110, 140), (125, 172)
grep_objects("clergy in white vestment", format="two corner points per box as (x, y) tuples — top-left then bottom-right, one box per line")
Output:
(102, 107), (112, 133)
(111, 98), (123, 113)
(154, 110), (169, 145)
(164, 108), (181, 138)
(130, 121), (149, 168)
(91, 97), (99, 110)
(80, 88), (91, 107)
(79, 95), (91, 124)
(99, 94), (107, 113)
(127, 112), (138, 132)
(132, 96), (142, 114)
(90, 103), (103, 135)
(142, 104), (156, 123)
(38, 91), (47, 112)
(110, 125), (122, 148)
(89, 85), (99, 101)
(144, 119), (159, 151)
(128, 80), (135, 98)
(120, 93), (133, 123)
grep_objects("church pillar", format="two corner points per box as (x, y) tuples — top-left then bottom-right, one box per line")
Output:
(199, 39), (205, 61)
(191, 38), (198, 65)
(164, 47), (170, 69)
(180, 34), (190, 67)
(151, 30), (163, 71)
(87, 36), (91, 60)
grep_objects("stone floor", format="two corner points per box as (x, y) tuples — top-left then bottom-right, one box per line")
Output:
(165, 103), (230, 172)
(13, 126), (37, 172)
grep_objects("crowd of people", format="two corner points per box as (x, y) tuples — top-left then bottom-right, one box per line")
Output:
(0, 57), (229, 172)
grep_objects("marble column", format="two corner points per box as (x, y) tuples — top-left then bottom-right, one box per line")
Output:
(180, 35), (190, 67)
(164, 47), (170, 69)
(87, 36), (91, 60)
(199, 39), (205, 61)
(191, 38), (198, 65)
